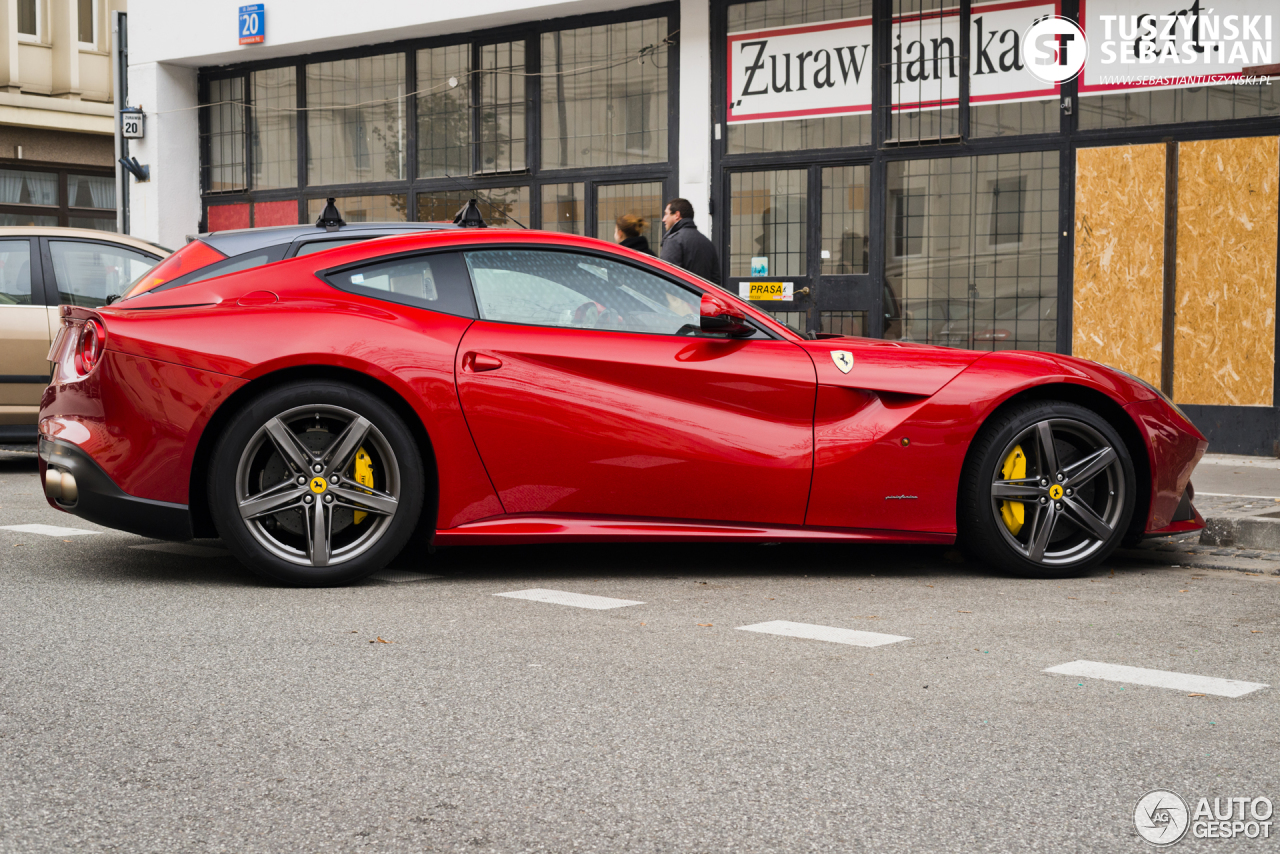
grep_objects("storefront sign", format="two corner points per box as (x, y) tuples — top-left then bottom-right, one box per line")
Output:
(740, 281), (794, 300)
(239, 4), (265, 46)
(1079, 0), (1275, 93)
(727, 1), (1059, 124)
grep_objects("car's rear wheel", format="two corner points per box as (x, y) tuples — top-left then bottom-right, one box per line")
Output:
(959, 401), (1135, 578)
(209, 382), (424, 586)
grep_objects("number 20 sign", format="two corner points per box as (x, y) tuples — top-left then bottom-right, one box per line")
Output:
(238, 4), (264, 45)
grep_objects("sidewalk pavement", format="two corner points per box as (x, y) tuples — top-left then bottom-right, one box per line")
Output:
(1119, 454), (1280, 574)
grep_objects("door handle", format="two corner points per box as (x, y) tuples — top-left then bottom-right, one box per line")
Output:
(466, 352), (503, 373)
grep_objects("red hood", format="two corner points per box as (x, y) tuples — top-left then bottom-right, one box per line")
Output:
(797, 337), (987, 397)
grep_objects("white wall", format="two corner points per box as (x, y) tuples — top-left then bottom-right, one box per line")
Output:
(126, 61), (199, 247)
(125, 0), (715, 246)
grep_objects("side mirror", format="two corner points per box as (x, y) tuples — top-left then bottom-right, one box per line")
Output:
(699, 293), (755, 338)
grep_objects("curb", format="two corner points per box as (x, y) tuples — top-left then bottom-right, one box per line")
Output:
(1201, 514), (1280, 551)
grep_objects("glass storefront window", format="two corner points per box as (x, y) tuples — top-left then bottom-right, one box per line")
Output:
(205, 77), (246, 192)
(885, 151), (1059, 352)
(306, 195), (407, 223)
(477, 41), (526, 174)
(726, 0), (873, 154)
(542, 183), (585, 235)
(69, 215), (117, 231)
(416, 187), (529, 229)
(417, 44), (471, 179)
(306, 54), (407, 186)
(597, 182), (665, 248)
(730, 170), (808, 278)
(251, 67), (297, 190)
(821, 165), (869, 275)
(541, 18), (669, 169)
(1079, 86), (1280, 130)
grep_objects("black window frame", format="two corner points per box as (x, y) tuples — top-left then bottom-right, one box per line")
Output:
(196, 3), (680, 238)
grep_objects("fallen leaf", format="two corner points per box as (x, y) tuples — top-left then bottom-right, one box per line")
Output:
(349, 631), (358, 634)
(1252, 630), (1263, 633)
(1067, 597), (1078, 600)
(370, 637), (391, 644)
(1179, 589), (1189, 593)
(957, 610), (972, 613)
(925, 585), (934, 588)
(639, 622), (646, 626)
(1188, 693), (1206, 697)
(697, 623), (713, 627)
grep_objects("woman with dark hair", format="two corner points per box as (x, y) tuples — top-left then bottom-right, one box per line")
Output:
(614, 214), (655, 256)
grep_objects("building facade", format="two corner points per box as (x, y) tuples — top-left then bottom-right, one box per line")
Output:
(126, 0), (1280, 453)
(1, 0), (123, 230)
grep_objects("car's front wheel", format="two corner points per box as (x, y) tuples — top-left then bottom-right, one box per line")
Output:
(209, 381), (424, 586)
(959, 401), (1135, 578)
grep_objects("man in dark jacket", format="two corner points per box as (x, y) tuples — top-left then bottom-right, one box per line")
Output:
(660, 198), (721, 285)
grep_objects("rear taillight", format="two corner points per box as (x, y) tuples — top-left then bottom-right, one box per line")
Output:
(74, 319), (106, 375)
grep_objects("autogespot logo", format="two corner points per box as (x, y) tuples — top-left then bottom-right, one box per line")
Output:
(1134, 790), (1191, 846)
(1022, 16), (1088, 85)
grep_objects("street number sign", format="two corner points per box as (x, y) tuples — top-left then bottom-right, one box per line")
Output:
(239, 4), (264, 45)
(120, 110), (144, 139)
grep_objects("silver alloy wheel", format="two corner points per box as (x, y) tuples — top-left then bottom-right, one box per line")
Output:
(234, 404), (401, 568)
(989, 418), (1125, 567)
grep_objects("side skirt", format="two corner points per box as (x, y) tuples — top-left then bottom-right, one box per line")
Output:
(432, 514), (956, 547)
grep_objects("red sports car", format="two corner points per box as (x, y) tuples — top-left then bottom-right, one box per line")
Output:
(38, 218), (1206, 586)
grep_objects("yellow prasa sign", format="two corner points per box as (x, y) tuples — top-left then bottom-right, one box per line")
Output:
(739, 281), (794, 301)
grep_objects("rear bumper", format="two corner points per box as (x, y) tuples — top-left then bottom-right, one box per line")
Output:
(39, 436), (193, 541)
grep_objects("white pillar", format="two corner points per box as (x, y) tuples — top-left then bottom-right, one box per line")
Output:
(50, 0), (81, 99)
(677, 0), (712, 237)
(126, 61), (200, 248)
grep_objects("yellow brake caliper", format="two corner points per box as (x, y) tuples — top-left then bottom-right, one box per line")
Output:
(999, 445), (1026, 535)
(353, 448), (374, 524)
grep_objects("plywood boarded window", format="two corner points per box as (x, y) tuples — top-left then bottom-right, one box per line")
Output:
(1174, 137), (1279, 407)
(1071, 144), (1167, 388)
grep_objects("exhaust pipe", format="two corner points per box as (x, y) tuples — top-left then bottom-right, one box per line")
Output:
(44, 469), (78, 504)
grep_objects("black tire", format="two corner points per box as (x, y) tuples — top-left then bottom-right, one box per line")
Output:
(958, 400), (1136, 579)
(208, 381), (425, 586)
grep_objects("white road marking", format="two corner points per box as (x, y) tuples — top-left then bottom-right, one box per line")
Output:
(367, 569), (442, 583)
(1195, 492), (1280, 500)
(737, 620), (911, 647)
(1044, 660), (1268, 698)
(494, 588), (644, 610)
(2, 523), (98, 537)
(131, 543), (229, 558)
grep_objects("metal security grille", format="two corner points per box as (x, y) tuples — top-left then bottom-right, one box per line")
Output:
(204, 77), (246, 193)
(729, 169), (807, 278)
(306, 54), (408, 186)
(417, 44), (472, 179)
(477, 41), (527, 174)
(540, 18), (670, 169)
(251, 67), (297, 191)
(542, 183), (586, 235)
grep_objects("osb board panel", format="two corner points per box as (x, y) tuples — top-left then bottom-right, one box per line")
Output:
(1072, 144), (1166, 387)
(1175, 136), (1279, 407)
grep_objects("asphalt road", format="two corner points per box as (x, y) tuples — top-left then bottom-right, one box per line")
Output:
(2, 453), (1278, 853)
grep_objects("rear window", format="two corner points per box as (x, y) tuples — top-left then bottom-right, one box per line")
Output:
(123, 239), (225, 299)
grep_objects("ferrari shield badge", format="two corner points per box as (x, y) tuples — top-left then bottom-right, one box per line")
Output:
(831, 350), (854, 374)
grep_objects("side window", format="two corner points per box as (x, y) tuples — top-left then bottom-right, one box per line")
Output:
(49, 240), (160, 307)
(186, 248), (286, 284)
(324, 252), (475, 318)
(463, 249), (714, 336)
(0, 240), (34, 306)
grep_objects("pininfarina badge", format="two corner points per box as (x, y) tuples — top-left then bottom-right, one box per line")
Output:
(831, 350), (854, 374)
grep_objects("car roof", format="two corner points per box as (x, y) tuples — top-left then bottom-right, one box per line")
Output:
(0, 226), (171, 256)
(196, 222), (459, 258)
